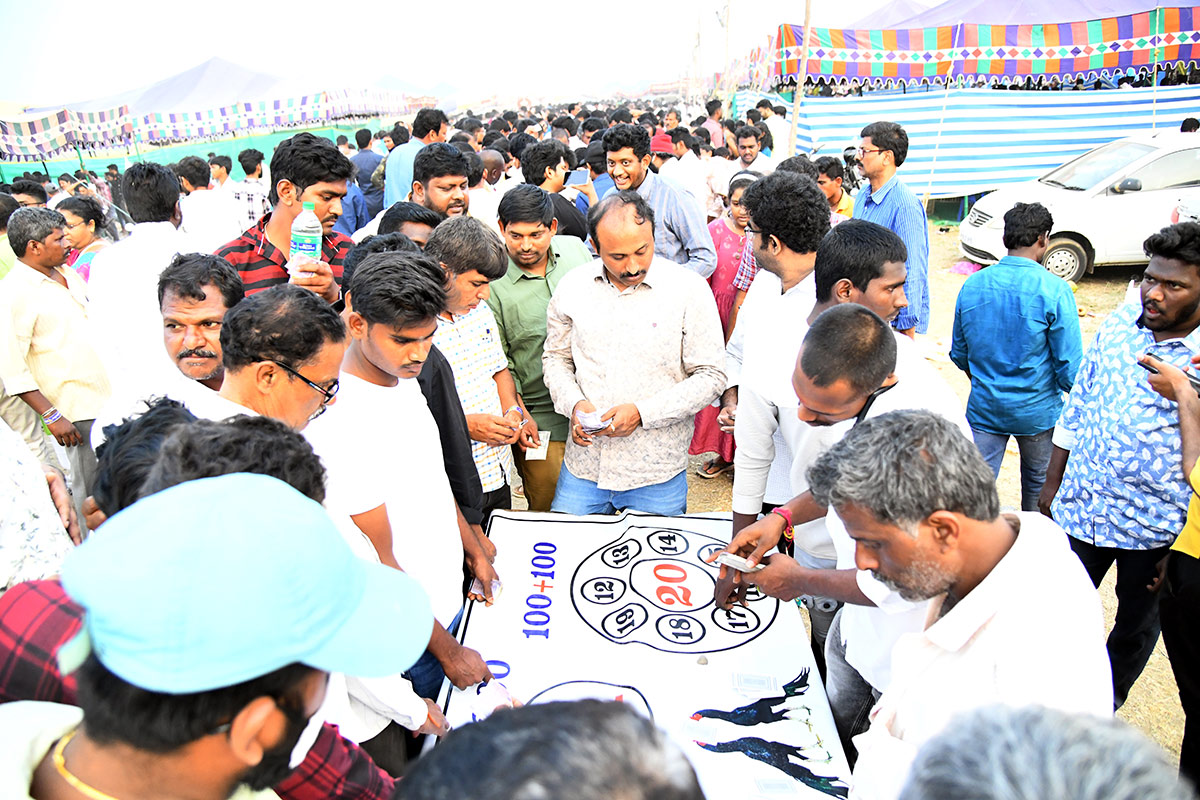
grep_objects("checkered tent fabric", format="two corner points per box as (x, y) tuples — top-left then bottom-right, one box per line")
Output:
(772, 6), (1200, 89)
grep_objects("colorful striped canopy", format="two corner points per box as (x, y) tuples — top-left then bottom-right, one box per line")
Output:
(772, 6), (1200, 87)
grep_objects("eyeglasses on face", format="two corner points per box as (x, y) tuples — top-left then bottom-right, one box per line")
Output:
(270, 359), (339, 405)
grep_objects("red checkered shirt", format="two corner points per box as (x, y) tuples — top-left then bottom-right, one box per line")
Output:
(215, 213), (354, 296)
(0, 579), (394, 800)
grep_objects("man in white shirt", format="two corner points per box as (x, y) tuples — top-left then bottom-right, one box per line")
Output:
(87, 162), (195, 401)
(173, 156), (244, 251)
(231, 148), (271, 230)
(657, 128), (709, 218)
(543, 191), (725, 515)
(714, 304), (967, 759)
(208, 155), (235, 190)
(734, 125), (775, 174)
(90, 253), (247, 450)
(806, 410), (1112, 800)
(756, 100), (792, 158)
(304, 251), (494, 717)
(0, 208), (111, 526)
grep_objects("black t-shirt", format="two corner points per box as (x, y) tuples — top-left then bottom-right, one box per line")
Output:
(550, 192), (588, 241)
(416, 344), (484, 525)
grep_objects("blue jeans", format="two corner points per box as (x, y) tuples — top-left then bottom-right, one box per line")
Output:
(404, 607), (463, 700)
(550, 466), (688, 516)
(972, 427), (1054, 512)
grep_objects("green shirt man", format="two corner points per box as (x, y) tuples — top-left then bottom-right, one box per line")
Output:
(489, 186), (595, 510)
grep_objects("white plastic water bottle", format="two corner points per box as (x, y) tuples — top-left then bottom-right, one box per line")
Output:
(289, 202), (322, 269)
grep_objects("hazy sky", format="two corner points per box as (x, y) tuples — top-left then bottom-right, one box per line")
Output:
(0, 0), (892, 109)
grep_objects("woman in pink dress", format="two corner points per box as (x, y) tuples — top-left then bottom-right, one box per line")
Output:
(58, 196), (109, 282)
(691, 173), (757, 479)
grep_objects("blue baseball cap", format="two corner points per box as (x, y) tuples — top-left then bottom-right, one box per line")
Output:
(59, 473), (433, 694)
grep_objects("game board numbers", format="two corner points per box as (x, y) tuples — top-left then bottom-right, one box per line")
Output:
(696, 542), (724, 564)
(573, 529), (780, 653)
(581, 577), (626, 605)
(652, 563), (694, 607)
(656, 613), (706, 644)
(602, 539), (642, 569)
(602, 603), (649, 639)
(712, 604), (761, 635)
(648, 530), (689, 555)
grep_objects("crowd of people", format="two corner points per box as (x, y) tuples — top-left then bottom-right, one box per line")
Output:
(0, 96), (1195, 799)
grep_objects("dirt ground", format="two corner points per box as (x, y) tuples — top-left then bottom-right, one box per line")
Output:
(683, 222), (1185, 763)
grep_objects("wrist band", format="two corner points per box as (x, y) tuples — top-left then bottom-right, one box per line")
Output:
(505, 405), (524, 417)
(769, 507), (795, 542)
(41, 408), (62, 424)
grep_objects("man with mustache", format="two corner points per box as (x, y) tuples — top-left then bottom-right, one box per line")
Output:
(542, 191), (725, 515)
(89, 253), (246, 449)
(806, 410), (1111, 800)
(411, 144), (471, 220)
(1041, 221), (1200, 710)
(216, 133), (355, 303)
(713, 305), (966, 761)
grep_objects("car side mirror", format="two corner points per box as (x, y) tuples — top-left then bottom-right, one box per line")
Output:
(1112, 177), (1143, 194)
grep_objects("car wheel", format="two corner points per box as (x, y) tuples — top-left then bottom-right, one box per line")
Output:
(1042, 238), (1088, 282)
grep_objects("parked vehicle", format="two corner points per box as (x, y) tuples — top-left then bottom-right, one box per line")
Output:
(960, 132), (1200, 281)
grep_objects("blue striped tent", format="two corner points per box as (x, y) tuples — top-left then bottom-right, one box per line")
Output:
(734, 84), (1200, 198)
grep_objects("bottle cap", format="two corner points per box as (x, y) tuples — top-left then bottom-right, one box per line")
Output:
(302, 201), (315, 211)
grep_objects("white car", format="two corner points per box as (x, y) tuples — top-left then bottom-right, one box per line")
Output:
(960, 132), (1200, 281)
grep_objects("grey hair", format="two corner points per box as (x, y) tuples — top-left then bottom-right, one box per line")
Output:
(8, 207), (66, 257)
(807, 409), (998, 535)
(396, 700), (704, 800)
(898, 704), (1194, 800)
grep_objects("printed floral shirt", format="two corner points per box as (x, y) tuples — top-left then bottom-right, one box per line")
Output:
(1053, 301), (1200, 549)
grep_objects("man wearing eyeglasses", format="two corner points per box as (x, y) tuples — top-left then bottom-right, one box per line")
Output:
(852, 121), (930, 339)
(215, 284), (347, 430)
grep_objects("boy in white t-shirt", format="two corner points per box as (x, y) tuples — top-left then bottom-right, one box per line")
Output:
(305, 250), (500, 768)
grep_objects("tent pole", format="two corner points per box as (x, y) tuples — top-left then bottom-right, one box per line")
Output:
(1151, 6), (1162, 129)
(788, 0), (813, 157)
(923, 21), (963, 204)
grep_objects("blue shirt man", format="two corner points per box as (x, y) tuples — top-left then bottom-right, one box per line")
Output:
(1042, 221), (1200, 707)
(350, 142), (384, 218)
(333, 182), (369, 237)
(950, 202), (1082, 511)
(384, 109), (449, 209)
(853, 121), (929, 334)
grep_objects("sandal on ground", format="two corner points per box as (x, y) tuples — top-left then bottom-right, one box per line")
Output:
(695, 459), (734, 479)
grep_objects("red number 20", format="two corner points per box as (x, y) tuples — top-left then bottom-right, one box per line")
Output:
(653, 564), (693, 607)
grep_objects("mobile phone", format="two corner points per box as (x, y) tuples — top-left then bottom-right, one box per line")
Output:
(1138, 353), (1200, 396)
(565, 169), (589, 186)
(715, 551), (766, 573)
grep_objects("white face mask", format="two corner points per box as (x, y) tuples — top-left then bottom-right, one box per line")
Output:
(289, 707), (326, 769)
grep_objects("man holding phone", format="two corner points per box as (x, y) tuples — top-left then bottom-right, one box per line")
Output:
(520, 140), (589, 241)
(1041, 221), (1200, 709)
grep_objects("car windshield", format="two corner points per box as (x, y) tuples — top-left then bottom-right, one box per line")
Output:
(1039, 141), (1156, 191)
